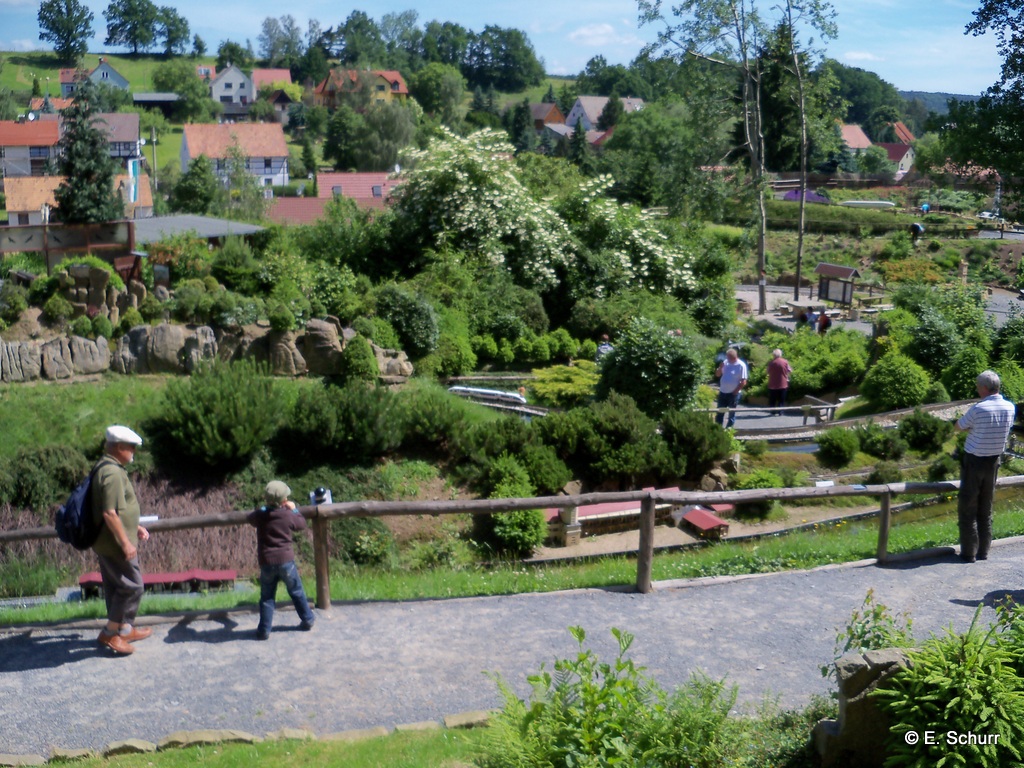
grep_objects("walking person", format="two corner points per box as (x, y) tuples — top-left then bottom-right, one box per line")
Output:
(766, 348), (792, 416)
(715, 347), (748, 429)
(247, 481), (316, 640)
(954, 370), (1016, 562)
(92, 425), (151, 656)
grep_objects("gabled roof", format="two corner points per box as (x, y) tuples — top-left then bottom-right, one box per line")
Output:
(266, 197), (331, 225)
(3, 176), (58, 212)
(0, 120), (60, 146)
(545, 122), (607, 146)
(876, 142), (914, 163)
(530, 103), (564, 123)
(114, 173), (154, 213)
(573, 95), (645, 125)
(315, 69), (409, 96)
(5, 173), (152, 213)
(210, 64), (250, 87)
(891, 121), (915, 144)
(195, 64), (217, 79)
(59, 68), (87, 85)
(814, 262), (860, 280)
(182, 123), (289, 159)
(840, 124), (872, 150)
(91, 112), (139, 144)
(252, 68), (293, 91)
(316, 172), (400, 209)
(29, 96), (75, 112)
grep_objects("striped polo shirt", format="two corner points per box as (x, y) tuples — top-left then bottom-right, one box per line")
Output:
(958, 394), (1016, 457)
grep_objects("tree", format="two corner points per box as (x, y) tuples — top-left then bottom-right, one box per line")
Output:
(639, 0), (835, 314)
(421, 20), (471, 68)
(103, 0), (158, 53)
(38, 0), (94, 65)
(152, 57), (216, 122)
(191, 33), (205, 58)
(258, 14), (303, 69)
(213, 143), (267, 222)
(504, 97), (536, 153)
(170, 155), (218, 214)
(216, 39), (254, 71)
(54, 80), (124, 224)
(568, 120), (594, 174)
(463, 25), (544, 91)
(410, 62), (465, 123)
(596, 93), (624, 130)
(155, 5), (189, 55)
(327, 10), (386, 66)
(323, 104), (366, 170)
(380, 10), (423, 71)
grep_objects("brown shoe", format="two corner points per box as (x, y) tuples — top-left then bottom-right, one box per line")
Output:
(97, 632), (134, 656)
(122, 626), (152, 643)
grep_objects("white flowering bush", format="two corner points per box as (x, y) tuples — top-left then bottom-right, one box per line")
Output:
(393, 130), (696, 297)
(393, 128), (574, 289)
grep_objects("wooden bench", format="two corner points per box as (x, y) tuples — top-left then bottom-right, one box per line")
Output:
(801, 396), (837, 425)
(79, 568), (237, 600)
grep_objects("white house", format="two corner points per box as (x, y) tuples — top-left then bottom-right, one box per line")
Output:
(181, 123), (289, 187)
(0, 120), (60, 179)
(209, 64), (254, 118)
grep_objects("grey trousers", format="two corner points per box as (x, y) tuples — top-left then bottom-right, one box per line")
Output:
(97, 553), (144, 625)
(958, 452), (1001, 560)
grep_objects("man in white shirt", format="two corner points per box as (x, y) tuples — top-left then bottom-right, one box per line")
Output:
(954, 370), (1016, 562)
(715, 347), (748, 429)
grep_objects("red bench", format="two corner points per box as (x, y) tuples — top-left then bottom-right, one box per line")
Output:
(79, 568), (237, 600)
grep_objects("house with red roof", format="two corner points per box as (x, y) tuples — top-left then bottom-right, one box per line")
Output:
(530, 103), (565, 132)
(565, 96), (645, 131)
(209, 64), (254, 118)
(840, 124), (873, 152)
(5, 173), (153, 225)
(316, 172), (401, 210)
(0, 120), (61, 180)
(251, 68), (293, 93)
(876, 143), (915, 180)
(181, 123), (289, 186)
(891, 121), (915, 145)
(313, 70), (409, 109)
(59, 58), (129, 97)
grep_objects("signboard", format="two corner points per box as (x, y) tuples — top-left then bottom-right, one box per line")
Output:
(818, 276), (854, 305)
(0, 222), (135, 274)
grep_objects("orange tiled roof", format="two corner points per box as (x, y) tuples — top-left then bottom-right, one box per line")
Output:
(182, 123), (288, 159)
(266, 197), (331, 225)
(252, 68), (293, 91)
(315, 69), (409, 96)
(892, 121), (916, 144)
(0, 120), (60, 146)
(316, 172), (400, 208)
(840, 124), (872, 150)
(29, 96), (75, 112)
(4, 176), (59, 212)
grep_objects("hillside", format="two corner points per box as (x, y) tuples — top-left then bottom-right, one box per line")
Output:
(899, 90), (981, 115)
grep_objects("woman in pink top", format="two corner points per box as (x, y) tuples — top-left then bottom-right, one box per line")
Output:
(766, 348), (792, 416)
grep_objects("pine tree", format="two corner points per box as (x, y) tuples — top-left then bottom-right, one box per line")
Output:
(54, 80), (124, 224)
(542, 84), (556, 103)
(597, 93), (624, 131)
(568, 120), (594, 174)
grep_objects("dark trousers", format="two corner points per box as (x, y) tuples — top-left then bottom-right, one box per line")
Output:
(715, 390), (741, 429)
(258, 561), (315, 632)
(768, 388), (788, 414)
(98, 554), (144, 625)
(958, 452), (1001, 560)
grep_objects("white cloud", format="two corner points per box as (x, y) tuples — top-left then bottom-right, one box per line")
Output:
(569, 23), (618, 46)
(5, 39), (39, 52)
(843, 51), (884, 63)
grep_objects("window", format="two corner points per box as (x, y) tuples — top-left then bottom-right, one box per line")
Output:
(332, 185), (342, 197)
(216, 159), (225, 171)
(264, 158), (272, 171)
(30, 146), (50, 158)
(224, 82), (233, 89)
(392, 81), (399, 91)
(17, 213), (29, 225)
(220, 96), (232, 103)
(376, 84), (386, 92)
(372, 185), (382, 197)
(0, 148), (5, 158)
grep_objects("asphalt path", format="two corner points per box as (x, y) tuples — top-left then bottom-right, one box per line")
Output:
(3, 539), (1024, 756)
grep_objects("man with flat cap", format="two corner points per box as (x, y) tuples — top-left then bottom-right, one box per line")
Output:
(92, 425), (151, 655)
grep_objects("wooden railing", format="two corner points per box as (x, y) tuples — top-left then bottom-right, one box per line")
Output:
(4, 476), (1024, 608)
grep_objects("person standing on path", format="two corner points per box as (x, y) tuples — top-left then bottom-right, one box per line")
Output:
(955, 370), (1016, 562)
(766, 348), (792, 416)
(715, 347), (748, 429)
(247, 481), (316, 640)
(92, 425), (151, 656)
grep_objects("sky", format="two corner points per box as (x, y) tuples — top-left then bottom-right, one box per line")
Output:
(0, 0), (1004, 95)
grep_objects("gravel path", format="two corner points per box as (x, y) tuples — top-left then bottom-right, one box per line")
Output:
(4, 538), (1024, 756)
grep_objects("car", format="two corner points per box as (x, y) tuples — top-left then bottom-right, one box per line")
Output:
(979, 211), (997, 219)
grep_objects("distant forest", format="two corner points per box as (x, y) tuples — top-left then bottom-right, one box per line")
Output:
(899, 91), (980, 115)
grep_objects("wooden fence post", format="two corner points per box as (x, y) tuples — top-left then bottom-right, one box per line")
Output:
(876, 491), (892, 563)
(312, 512), (331, 611)
(636, 496), (656, 593)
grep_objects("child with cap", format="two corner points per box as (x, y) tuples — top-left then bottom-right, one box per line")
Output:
(246, 480), (316, 640)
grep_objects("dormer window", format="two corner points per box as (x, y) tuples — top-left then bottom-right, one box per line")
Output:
(372, 185), (382, 197)
(332, 186), (342, 197)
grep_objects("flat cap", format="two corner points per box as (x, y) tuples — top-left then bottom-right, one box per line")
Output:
(265, 480), (292, 506)
(105, 425), (143, 446)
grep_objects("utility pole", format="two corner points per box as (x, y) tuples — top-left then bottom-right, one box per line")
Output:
(151, 126), (158, 190)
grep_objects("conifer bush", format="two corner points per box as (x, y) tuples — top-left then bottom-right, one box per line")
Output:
(43, 293), (74, 324)
(337, 335), (379, 383)
(816, 427), (860, 469)
(660, 409), (732, 481)
(860, 352), (931, 410)
(898, 408), (954, 455)
(146, 359), (285, 471)
(858, 422), (908, 461)
(4, 445), (90, 518)
(70, 315), (93, 338)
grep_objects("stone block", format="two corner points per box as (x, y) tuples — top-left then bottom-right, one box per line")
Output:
(70, 335), (111, 375)
(0, 756), (45, 767)
(49, 747), (96, 761)
(264, 728), (315, 742)
(443, 710), (494, 729)
(394, 721), (441, 732)
(40, 337), (74, 380)
(102, 739), (157, 756)
(158, 729), (259, 751)
(146, 323), (187, 373)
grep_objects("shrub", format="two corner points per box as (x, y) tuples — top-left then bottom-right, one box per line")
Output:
(928, 454), (959, 482)
(91, 315), (114, 339)
(898, 408), (955, 455)
(874, 610), (1024, 768)
(868, 460), (902, 485)
(596, 316), (703, 418)
(530, 360), (599, 409)
(924, 380), (951, 404)
(330, 517), (395, 566)
(941, 347), (990, 401)
(376, 284), (439, 358)
(908, 308), (963, 376)
(211, 236), (259, 294)
(399, 383), (470, 457)
(118, 307), (144, 335)
(480, 627), (736, 768)
(70, 315), (93, 338)
(733, 468), (783, 517)
(660, 410), (732, 481)
(43, 293), (74, 324)
(146, 359), (285, 471)
(5, 445), (91, 518)
(475, 452), (546, 556)
(816, 427), (860, 469)
(519, 443), (571, 496)
(0, 283), (28, 324)
(821, 589), (913, 680)
(857, 422), (907, 461)
(337, 335), (379, 384)
(744, 440), (768, 457)
(471, 334), (499, 362)
(267, 301), (296, 332)
(860, 352), (931, 411)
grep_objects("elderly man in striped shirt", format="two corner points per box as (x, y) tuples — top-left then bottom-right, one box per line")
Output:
(954, 370), (1016, 563)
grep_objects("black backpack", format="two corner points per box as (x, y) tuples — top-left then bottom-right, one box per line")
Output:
(55, 466), (103, 550)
